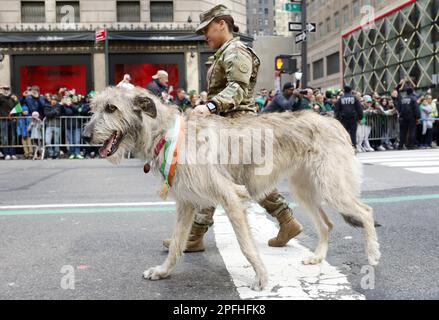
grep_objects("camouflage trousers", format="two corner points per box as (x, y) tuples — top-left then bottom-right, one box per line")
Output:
(194, 189), (291, 228)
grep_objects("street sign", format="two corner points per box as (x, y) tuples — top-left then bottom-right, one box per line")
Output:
(95, 28), (107, 42)
(295, 32), (307, 44)
(306, 23), (316, 33)
(284, 3), (301, 12)
(95, 28), (109, 86)
(288, 22), (317, 33)
(433, 74), (439, 85)
(288, 22), (302, 32)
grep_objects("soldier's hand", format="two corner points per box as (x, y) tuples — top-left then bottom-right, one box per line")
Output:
(193, 105), (210, 116)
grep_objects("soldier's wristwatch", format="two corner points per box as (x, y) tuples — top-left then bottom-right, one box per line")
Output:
(206, 101), (217, 113)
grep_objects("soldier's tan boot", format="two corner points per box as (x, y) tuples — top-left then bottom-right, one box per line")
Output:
(162, 225), (208, 253)
(268, 211), (303, 247)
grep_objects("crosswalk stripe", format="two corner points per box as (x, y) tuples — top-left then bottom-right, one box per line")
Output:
(213, 203), (364, 300)
(384, 161), (439, 167)
(359, 157), (439, 163)
(358, 150), (439, 174)
(406, 167), (439, 174)
(359, 152), (439, 160)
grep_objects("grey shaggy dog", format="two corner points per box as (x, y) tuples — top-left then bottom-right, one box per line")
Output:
(83, 86), (381, 291)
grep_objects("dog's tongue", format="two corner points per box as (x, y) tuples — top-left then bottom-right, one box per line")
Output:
(99, 135), (115, 158)
(99, 146), (108, 158)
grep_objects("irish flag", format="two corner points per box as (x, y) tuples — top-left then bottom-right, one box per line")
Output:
(9, 103), (22, 115)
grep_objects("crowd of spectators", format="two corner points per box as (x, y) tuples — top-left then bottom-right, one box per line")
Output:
(0, 84), (96, 160)
(1, 73), (438, 160)
(254, 80), (438, 152)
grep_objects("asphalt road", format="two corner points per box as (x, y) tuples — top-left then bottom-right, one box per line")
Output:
(0, 149), (438, 300)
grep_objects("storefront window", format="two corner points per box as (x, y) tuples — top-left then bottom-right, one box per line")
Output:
(20, 65), (87, 95)
(115, 63), (179, 93)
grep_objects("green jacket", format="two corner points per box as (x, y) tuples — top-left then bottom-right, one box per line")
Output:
(322, 101), (334, 112)
(300, 97), (312, 110)
(207, 37), (260, 115)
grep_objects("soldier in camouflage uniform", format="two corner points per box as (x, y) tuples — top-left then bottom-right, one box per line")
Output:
(163, 4), (303, 252)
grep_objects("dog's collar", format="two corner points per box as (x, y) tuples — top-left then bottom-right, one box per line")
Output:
(153, 115), (186, 199)
(144, 138), (166, 174)
(154, 137), (166, 157)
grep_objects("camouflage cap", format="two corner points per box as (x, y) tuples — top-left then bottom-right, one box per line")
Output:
(196, 4), (232, 35)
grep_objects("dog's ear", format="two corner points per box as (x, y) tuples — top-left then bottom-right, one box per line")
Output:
(133, 95), (157, 118)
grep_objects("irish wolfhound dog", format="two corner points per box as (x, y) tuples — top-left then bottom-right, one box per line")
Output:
(83, 86), (380, 291)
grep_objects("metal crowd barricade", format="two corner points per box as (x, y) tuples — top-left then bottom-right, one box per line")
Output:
(366, 113), (399, 142)
(0, 116), (101, 160)
(0, 116), (21, 147)
(2, 115), (437, 160)
(0, 116), (35, 159)
(42, 116), (102, 159)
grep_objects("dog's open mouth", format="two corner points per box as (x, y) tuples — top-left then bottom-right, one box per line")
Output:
(99, 131), (123, 158)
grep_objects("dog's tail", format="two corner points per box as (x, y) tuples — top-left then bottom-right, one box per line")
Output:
(306, 121), (382, 229)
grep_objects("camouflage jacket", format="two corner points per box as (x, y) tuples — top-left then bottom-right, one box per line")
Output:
(207, 37), (260, 115)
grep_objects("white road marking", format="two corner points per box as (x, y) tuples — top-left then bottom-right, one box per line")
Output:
(358, 149), (439, 158)
(213, 203), (364, 300)
(406, 167), (439, 174)
(360, 153), (439, 158)
(384, 161), (439, 167)
(0, 202), (175, 210)
(358, 149), (439, 174)
(360, 157), (439, 163)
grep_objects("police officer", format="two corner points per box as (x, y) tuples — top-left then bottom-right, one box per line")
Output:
(334, 85), (363, 147)
(163, 4), (303, 252)
(397, 87), (420, 150)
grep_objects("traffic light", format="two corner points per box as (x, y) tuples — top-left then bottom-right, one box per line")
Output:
(275, 55), (297, 74)
(275, 57), (284, 71)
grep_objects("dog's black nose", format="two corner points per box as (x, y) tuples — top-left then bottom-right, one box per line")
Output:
(82, 132), (92, 143)
(82, 124), (93, 143)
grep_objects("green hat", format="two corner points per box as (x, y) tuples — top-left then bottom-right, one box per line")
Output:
(195, 4), (234, 35)
(325, 90), (333, 99)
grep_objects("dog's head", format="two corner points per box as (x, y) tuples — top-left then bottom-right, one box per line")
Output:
(82, 86), (158, 164)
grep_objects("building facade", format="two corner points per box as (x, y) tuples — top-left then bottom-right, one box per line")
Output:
(306, 0), (389, 91)
(342, 0), (438, 94)
(246, 0), (275, 36)
(273, 0), (300, 37)
(0, 0), (249, 95)
(306, 0), (438, 94)
(252, 35), (297, 93)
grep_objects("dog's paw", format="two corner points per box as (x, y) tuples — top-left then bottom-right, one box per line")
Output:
(366, 243), (381, 266)
(143, 266), (169, 280)
(367, 251), (381, 266)
(250, 275), (268, 291)
(302, 255), (324, 265)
